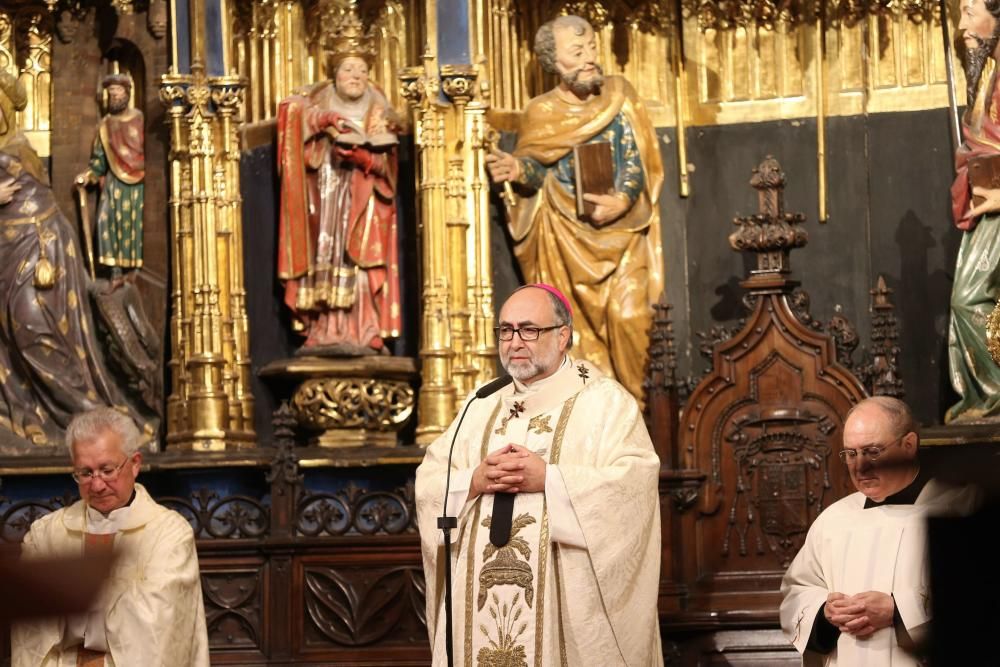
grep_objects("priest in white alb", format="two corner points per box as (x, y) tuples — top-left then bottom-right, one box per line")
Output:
(780, 396), (979, 666)
(415, 284), (663, 666)
(12, 407), (209, 667)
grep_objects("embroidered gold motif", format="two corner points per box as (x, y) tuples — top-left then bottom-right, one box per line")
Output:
(527, 415), (552, 435)
(476, 592), (528, 667)
(576, 363), (590, 383)
(478, 512), (536, 610)
(494, 401), (525, 435)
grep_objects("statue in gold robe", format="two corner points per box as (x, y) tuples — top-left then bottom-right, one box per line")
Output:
(486, 15), (664, 401)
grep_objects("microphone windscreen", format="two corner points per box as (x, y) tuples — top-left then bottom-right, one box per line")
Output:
(474, 375), (513, 399)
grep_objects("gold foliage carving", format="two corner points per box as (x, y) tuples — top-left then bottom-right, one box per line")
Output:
(292, 377), (415, 431)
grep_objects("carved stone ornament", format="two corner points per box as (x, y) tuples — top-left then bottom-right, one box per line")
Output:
(260, 356), (418, 447)
(439, 64), (477, 104)
(398, 66), (425, 107)
(147, 0), (167, 38)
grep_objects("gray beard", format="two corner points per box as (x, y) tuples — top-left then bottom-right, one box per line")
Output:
(561, 65), (605, 98)
(966, 33), (1000, 106)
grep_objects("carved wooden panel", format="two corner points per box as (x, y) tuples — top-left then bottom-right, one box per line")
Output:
(293, 549), (429, 663)
(200, 559), (267, 656)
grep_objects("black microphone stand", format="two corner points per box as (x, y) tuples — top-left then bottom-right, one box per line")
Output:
(438, 375), (512, 667)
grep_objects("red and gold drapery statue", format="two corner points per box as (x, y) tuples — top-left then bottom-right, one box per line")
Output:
(276, 15), (401, 355)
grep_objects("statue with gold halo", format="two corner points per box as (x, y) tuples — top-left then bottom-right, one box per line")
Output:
(276, 13), (402, 355)
(485, 14), (664, 401)
(0, 72), (154, 453)
(75, 73), (145, 279)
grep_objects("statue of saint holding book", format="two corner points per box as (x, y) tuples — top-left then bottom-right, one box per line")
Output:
(276, 14), (402, 356)
(485, 14), (664, 401)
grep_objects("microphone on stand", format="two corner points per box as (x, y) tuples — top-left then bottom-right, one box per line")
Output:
(439, 374), (513, 667)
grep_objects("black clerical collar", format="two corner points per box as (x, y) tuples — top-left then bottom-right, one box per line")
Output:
(863, 467), (928, 508)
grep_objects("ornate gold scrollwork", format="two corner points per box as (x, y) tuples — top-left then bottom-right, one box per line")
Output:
(292, 377), (415, 436)
(987, 302), (1000, 367)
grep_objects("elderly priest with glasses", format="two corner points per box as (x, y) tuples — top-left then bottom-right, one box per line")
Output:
(11, 408), (209, 667)
(415, 284), (662, 666)
(780, 396), (979, 666)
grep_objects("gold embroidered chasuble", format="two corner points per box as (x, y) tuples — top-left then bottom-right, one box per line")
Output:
(416, 358), (663, 666)
(12, 484), (210, 667)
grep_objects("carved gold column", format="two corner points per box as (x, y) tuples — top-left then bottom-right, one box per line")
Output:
(445, 65), (497, 385)
(402, 60), (456, 444)
(403, 52), (497, 444)
(160, 0), (255, 450)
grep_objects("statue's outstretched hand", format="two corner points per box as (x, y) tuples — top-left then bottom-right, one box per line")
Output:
(583, 192), (630, 226)
(485, 148), (521, 184)
(0, 177), (20, 205)
(966, 186), (1000, 222)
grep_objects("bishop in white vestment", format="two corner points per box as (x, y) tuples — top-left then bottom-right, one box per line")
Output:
(11, 408), (209, 667)
(416, 284), (663, 666)
(780, 397), (979, 667)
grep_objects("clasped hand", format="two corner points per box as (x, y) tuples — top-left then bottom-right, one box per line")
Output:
(0, 177), (21, 205)
(824, 591), (894, 638)
(468, 444), (546, 500)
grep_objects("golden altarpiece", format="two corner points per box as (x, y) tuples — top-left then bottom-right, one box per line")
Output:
(0, 0), (993, 663)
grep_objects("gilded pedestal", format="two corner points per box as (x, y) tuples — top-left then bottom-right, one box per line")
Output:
(261, 356), (418, 447)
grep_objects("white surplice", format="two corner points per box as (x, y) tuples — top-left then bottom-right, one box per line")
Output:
(416, 357), (663, 667)
(11, 483), (210, 667)
(779, 479), (979, 667)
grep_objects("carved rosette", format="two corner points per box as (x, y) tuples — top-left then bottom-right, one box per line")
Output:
(262, 356), (418, 448)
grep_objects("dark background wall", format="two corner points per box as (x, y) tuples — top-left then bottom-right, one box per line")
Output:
(495, 108), (961, 426)
(247, 107), (962, 434)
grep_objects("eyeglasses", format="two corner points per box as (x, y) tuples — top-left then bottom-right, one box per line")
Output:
(838, 436), (905, 464)
(71, 457), (130, 484)
(494, 324), (563, 342)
